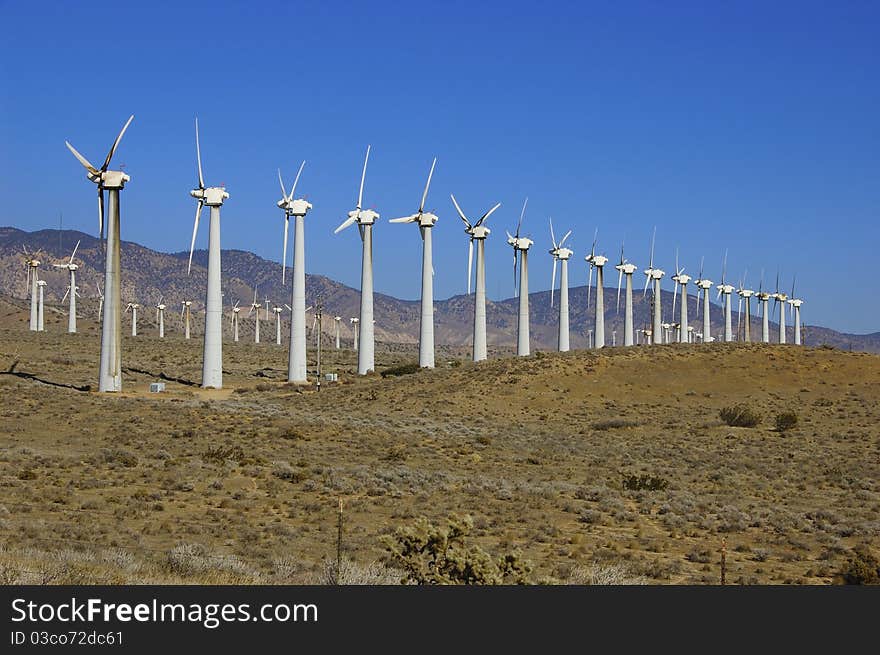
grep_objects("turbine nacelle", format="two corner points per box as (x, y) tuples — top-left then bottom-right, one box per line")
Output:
(508, 236), (533, 251)
(695, 278), (713, 290)
(36, 280), (47, 287)
(99, 170), (130, 189)
(190, 186), (229, 206)
(737, 288), (754, 298)
(616, 262), (638, 275)
(587, 254), (608, 267)
(550, 247), (573, 261)
(469, 225), (491, 240)
(645, 268), (665, 280)
(788, 298), (803, 308)
(717, 284), (736, 294)
(672, 273), (691, 285)
(755, 291), (772, 301)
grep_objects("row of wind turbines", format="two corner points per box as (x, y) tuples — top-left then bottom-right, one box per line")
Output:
(60, 115), (806, 393)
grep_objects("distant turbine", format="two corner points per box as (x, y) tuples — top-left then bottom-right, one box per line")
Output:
(52, 239), (81, 333)
(231, 301), (241, 342)
(585, 230), (607, 349)
(736, 273), (753, 343)
(36, 279), (46, 331)
(95, 283), (104, 322)
(277, 161), (312, 383)
(548, 218), (573, 352)
(694, 257), (713, 344)
(715, 251), (735, 342)
(125, 302), (139, 337)
(334, 316), (342, 349)
(155, 297), (166, 338)
(390, 157), (438, 368)
(670, 250), (691, 343)
(248, 288), (261, 343)
(771, 272), (788, 344)
(614, 243), (638, 347)
(335, 146), (379, 375)
(181, 300), (193, 340)
(65, 114), (133, 392)
(22, 247), (40, 331)
(273, 305), (283, 345)
(452, 193), (500, 362)
(642, 228), (664, 344)
(506, 198), (533, 356)
(187, 118), (229, 389)
(350, 317), (359, 351)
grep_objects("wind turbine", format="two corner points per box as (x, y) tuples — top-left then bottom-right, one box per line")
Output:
(95, 283), (104, 322)
(772, 272), (788, 344)
(506, 199), (533, 356)
(548, 218), (573, 352)
(65, 114), (133, 392)
(272, 304), (284, 345)
(187, 118), (229, 389)
(350, 317), (359, 351)
(670, 250), (691, 343)
(715, 251), (735, 342)
(643, 228), (665, 344)
(155, 297), (166, 338)
(230, 301), (241, 342)
(52, 239), (81, 333)
(585, 230), (607, 349)
(451, 193), (500, 362)
(736, 273), (753, 343)
(335, 145), (379, 375)
(22, 247), (40, 331)
(276, 162), (313, 382)
(125, 302), (139, 337)
(333, 316), (342, 349)
(615, 243), (637, 347)
(788, 282), (803, 346)
(389, 157), (438, 369)
(181, 300), (193, 340)
(36, 279), (46, 331)
(248, 288), (261, 343)
(755, 271), (771, 343)
(694, 257), (713, 344)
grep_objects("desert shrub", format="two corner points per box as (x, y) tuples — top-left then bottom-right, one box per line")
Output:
(272, 461), (308, 483)
(381, 362), (421, 378)
(836, 545), (880, 585)
(719, 404), (761, 428)
(592, 418), (641, 431)
(567, 563), (648, 585)
(775, 411), (798, 432)
(98, 448), (139, 468)
(316, 558), (403, 585)
(383, 515), (531, 585)
(202, 445), (246, 464)
(622, 474), (669, 492)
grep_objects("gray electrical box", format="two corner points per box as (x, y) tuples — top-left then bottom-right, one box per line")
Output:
(149, 382), (166, 393)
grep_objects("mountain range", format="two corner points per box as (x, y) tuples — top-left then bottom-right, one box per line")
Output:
(2, 226), (878, 352)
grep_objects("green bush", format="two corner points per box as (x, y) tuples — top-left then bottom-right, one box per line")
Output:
(719, 404), (761, 428)
(837, 545), (880, 585)
(381, 362), (421, 378)
(622, 474), (669, 492)
(775, 411), (798, 432)
(382, 515), (531, 585)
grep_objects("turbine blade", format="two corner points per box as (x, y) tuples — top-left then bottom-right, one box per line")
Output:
(70, 239), (80, 263)
(289, 160), (305, 200)
(467, 238), (473, 295)
(187, 199), (204, 275)
(62, 286), (70, 303)
(334, 215), (357, 234)
(357, 145), (370, 210)
(389, 215), (416, 223)
(282, 216), (289, 285)
(516, 197), (528, 237)
(587, 265), (593, 310)
(195, 118), (204, 189)
(549, 217), (557, 249)
(672, 280), (678, 320)
(97, 189), (105, 261)
(695, 286), (701, 318)
(450, 194), (471, 228)
(278, 168), (287, 200)
(475, 202), (501, 227)
(418, 157), (436, 213)
(102, 114), (134, 171)
(560, 230), (572, 247)
(551, 257), (557, 307)
(616, 267), (622, 314)
(65, 141), (98, 174)
(649, 226), (656, 269)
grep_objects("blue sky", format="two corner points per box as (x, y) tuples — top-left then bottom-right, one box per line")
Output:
(1, 0), (878, 333)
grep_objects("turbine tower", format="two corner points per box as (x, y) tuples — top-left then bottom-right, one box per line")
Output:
(390, 157), (438, 368)
(670, 251), (691, 343)
(181, 300), (193, 340)
(334, 316), (342, 349)
(772, 272), (788, 344)
(36, 279), (46, 331)
(231, 301), (241, 342)
(248, 289), (261, 343)
(507, 199), (533, 357)
(155, 297), (166, 338)
(755, 272), (771, 343)
(585, 231), (607, 349)
(788, 297), (803, 345)
(451, 194), (500, 363)
(643, 228), (664, 345)
(187, 118), (229, 389)
(65, 114), (133, 392)
(272, 305), (283, 345)
(125, 302), (139, 337)
(53, 240), (81, 333)
(715, 252), (735, 342)
(350, 317), (359, 351)
(277, 161), (312, 383)
(22, 248), (40, 331)
(615, 244), (638, 347)
(548, 218), (573, 352)
(736, 275), (753, 343)
(335, 146), (379, 375)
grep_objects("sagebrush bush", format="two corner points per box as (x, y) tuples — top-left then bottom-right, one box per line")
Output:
(622, 474), (669, 492)
(837, 545), (880, 585)
(775, 411), (798, 432)
(380, 362), (421, 378)
(719, 404), (761, 428)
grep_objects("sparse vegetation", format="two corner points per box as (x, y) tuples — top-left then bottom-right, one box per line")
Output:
(720, 404), (761, 427)
(622, 474), (669, 492)
(836, 545), (880, 585)
(380, 362), (421, 378)
(775, 411), (799, 432)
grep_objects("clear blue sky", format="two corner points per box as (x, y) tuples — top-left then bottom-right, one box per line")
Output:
(1, 1), (878, 333)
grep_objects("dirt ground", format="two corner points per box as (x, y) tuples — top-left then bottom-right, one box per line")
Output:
(0, 297), (878, 584)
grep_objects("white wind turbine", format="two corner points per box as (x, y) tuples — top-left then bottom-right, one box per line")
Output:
(335, 145), (379, 375)
(22, 247), (40, 331)
(272, 304), (284, 345)
(181, 300), (193, 340)
(507, 199), (533, 357)
(694, 257), (713, 343)
(333, 316), (342, 349)
(350, 317), (359, 351)
(65, 114), (134, 392)
(125, 302), (139, 337)
(548, 218), (573, 352)
(95, 283), (104, 322)
(771, 272), (788, 344)
(585, 230), (608, 349)
(248, 288), (261, 343)
(755, 272), (771, 343)
(277, 162), (312, 383)
(36, 279), (47, 331)
(155, 297), (166, 338)
(187, 118), (229, 389)
(451, 194), (501, 362)
(643, 228), (665, 344)
(389, 157), (438, 369)
(53, 239), (81, 333)
(715, 251), (735, 342)
(788, 297), (803, 345)
(230, 301), (241, 342)
(670, 250), (691, 343)
(615, 243), (638, 347)
(736, 273), (753, 343)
